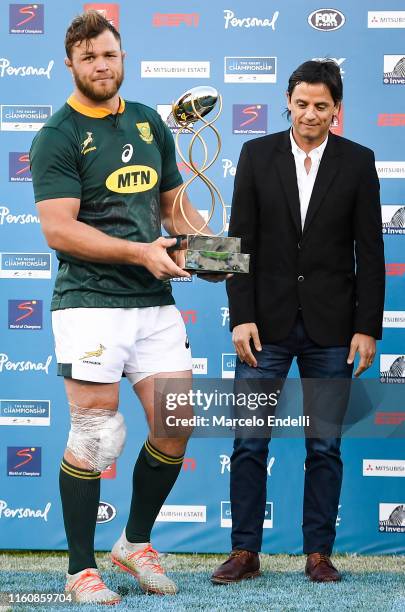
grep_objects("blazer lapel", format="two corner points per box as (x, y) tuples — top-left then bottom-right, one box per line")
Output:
(275, 131), (302, 236)
(302, 133), (342, 236)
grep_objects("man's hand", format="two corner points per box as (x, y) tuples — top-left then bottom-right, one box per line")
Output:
(347, 333), (376, 377)
(141, 237), (191, 280)
(232, 322), (262, 367)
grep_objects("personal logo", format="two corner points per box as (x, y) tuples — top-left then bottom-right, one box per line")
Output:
(79, 344), (105, 365)
(136, 122), (153, 144)
(81, 132), (96, 155)
(7, 446), (41, 477)
(106, 165), (158, 194)
(97, 501), (116, 523)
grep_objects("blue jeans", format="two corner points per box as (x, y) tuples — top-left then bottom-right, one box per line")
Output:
(230, 313), (353, 554)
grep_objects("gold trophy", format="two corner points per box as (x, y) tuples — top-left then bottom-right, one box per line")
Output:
(168, 86), (250, 274)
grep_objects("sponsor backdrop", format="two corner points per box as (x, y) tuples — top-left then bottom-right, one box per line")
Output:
(0, 1), (404, 554)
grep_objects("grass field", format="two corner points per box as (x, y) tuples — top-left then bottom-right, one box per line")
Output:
(0, 552), (404, 611)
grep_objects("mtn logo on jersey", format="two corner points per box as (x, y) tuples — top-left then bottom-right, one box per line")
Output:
(81, 132), (96, 155)
(136, 122), (153, 144)
(106, 165), (158, 194)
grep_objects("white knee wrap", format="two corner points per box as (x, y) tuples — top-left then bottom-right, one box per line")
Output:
(67, 406), (127, 471)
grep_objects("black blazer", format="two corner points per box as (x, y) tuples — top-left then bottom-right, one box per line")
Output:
(226, 130), (385, 346)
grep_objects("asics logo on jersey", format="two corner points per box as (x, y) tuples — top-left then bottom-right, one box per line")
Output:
(79, 344), (106, 360)
(136, 122), (153, 144)
(81, 132), (97, 155)
(106, 165), (158, 194)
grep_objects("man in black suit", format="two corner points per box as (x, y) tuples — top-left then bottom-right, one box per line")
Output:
(211, 60), (385, 583)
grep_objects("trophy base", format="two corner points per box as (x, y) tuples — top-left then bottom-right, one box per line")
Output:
(184, 250), (250, 273)
(168, 234), (250, 274)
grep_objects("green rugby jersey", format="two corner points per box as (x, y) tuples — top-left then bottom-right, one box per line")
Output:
(30, 96), (183, 310)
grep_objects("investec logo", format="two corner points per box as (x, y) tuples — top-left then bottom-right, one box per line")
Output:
(376, 162), (405, 178)
(223, 9), (279, 30)
(0, 399), (50, 426)
(221, 501), (273, 528)
(379, 355), (405, 383)
(383, 311), (405, 328)
(363, 459), (405, 477)
(156, 505), (206, 522)
(379, 503), (405, 533)
(382, 205), (405, 234)
(383, 55), (405, 85)
(156, 104), (194, 135)
(105, 166), (157, 194)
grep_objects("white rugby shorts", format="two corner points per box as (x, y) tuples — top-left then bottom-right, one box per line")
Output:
(52, 305), (192, 384)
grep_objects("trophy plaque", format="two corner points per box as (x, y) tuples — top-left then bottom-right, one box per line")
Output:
(168, 86), (250, 274)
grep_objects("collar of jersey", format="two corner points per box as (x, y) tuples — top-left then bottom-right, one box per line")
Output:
(67, 95), (125, 118)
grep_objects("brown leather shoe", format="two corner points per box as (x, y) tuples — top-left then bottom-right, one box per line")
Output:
(305, 553), (342, 582)
(211, 550), (260, 584)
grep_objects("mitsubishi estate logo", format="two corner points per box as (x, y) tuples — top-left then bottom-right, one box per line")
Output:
(363, 460), (405, 477)
(368, 12), (405, 28)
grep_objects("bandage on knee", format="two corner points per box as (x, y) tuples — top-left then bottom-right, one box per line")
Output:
(67, 403), (127, 471)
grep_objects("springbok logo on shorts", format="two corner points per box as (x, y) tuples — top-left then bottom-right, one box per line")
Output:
(81, 132), (96, 155)
(136, 122), (153, 143)
(79, 344), (106, 365)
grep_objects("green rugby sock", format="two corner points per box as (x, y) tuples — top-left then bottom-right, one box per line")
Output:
(125, 439), (184, 543)
(59, 458), (101, 574)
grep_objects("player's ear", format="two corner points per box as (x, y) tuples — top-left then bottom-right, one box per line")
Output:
(121, 50), (126, 60)
(65, 58), (73, 73)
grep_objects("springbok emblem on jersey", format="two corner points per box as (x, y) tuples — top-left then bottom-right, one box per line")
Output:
(81, 132), (97, 155)
(79, 344), (106, 360)
(136, 122), (153, 144)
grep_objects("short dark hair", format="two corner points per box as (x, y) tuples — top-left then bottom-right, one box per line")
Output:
(287, 59), (343, 107)
(65, 11), (121, 59)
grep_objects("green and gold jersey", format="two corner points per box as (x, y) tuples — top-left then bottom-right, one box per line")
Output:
(30, 96), (183, 310)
